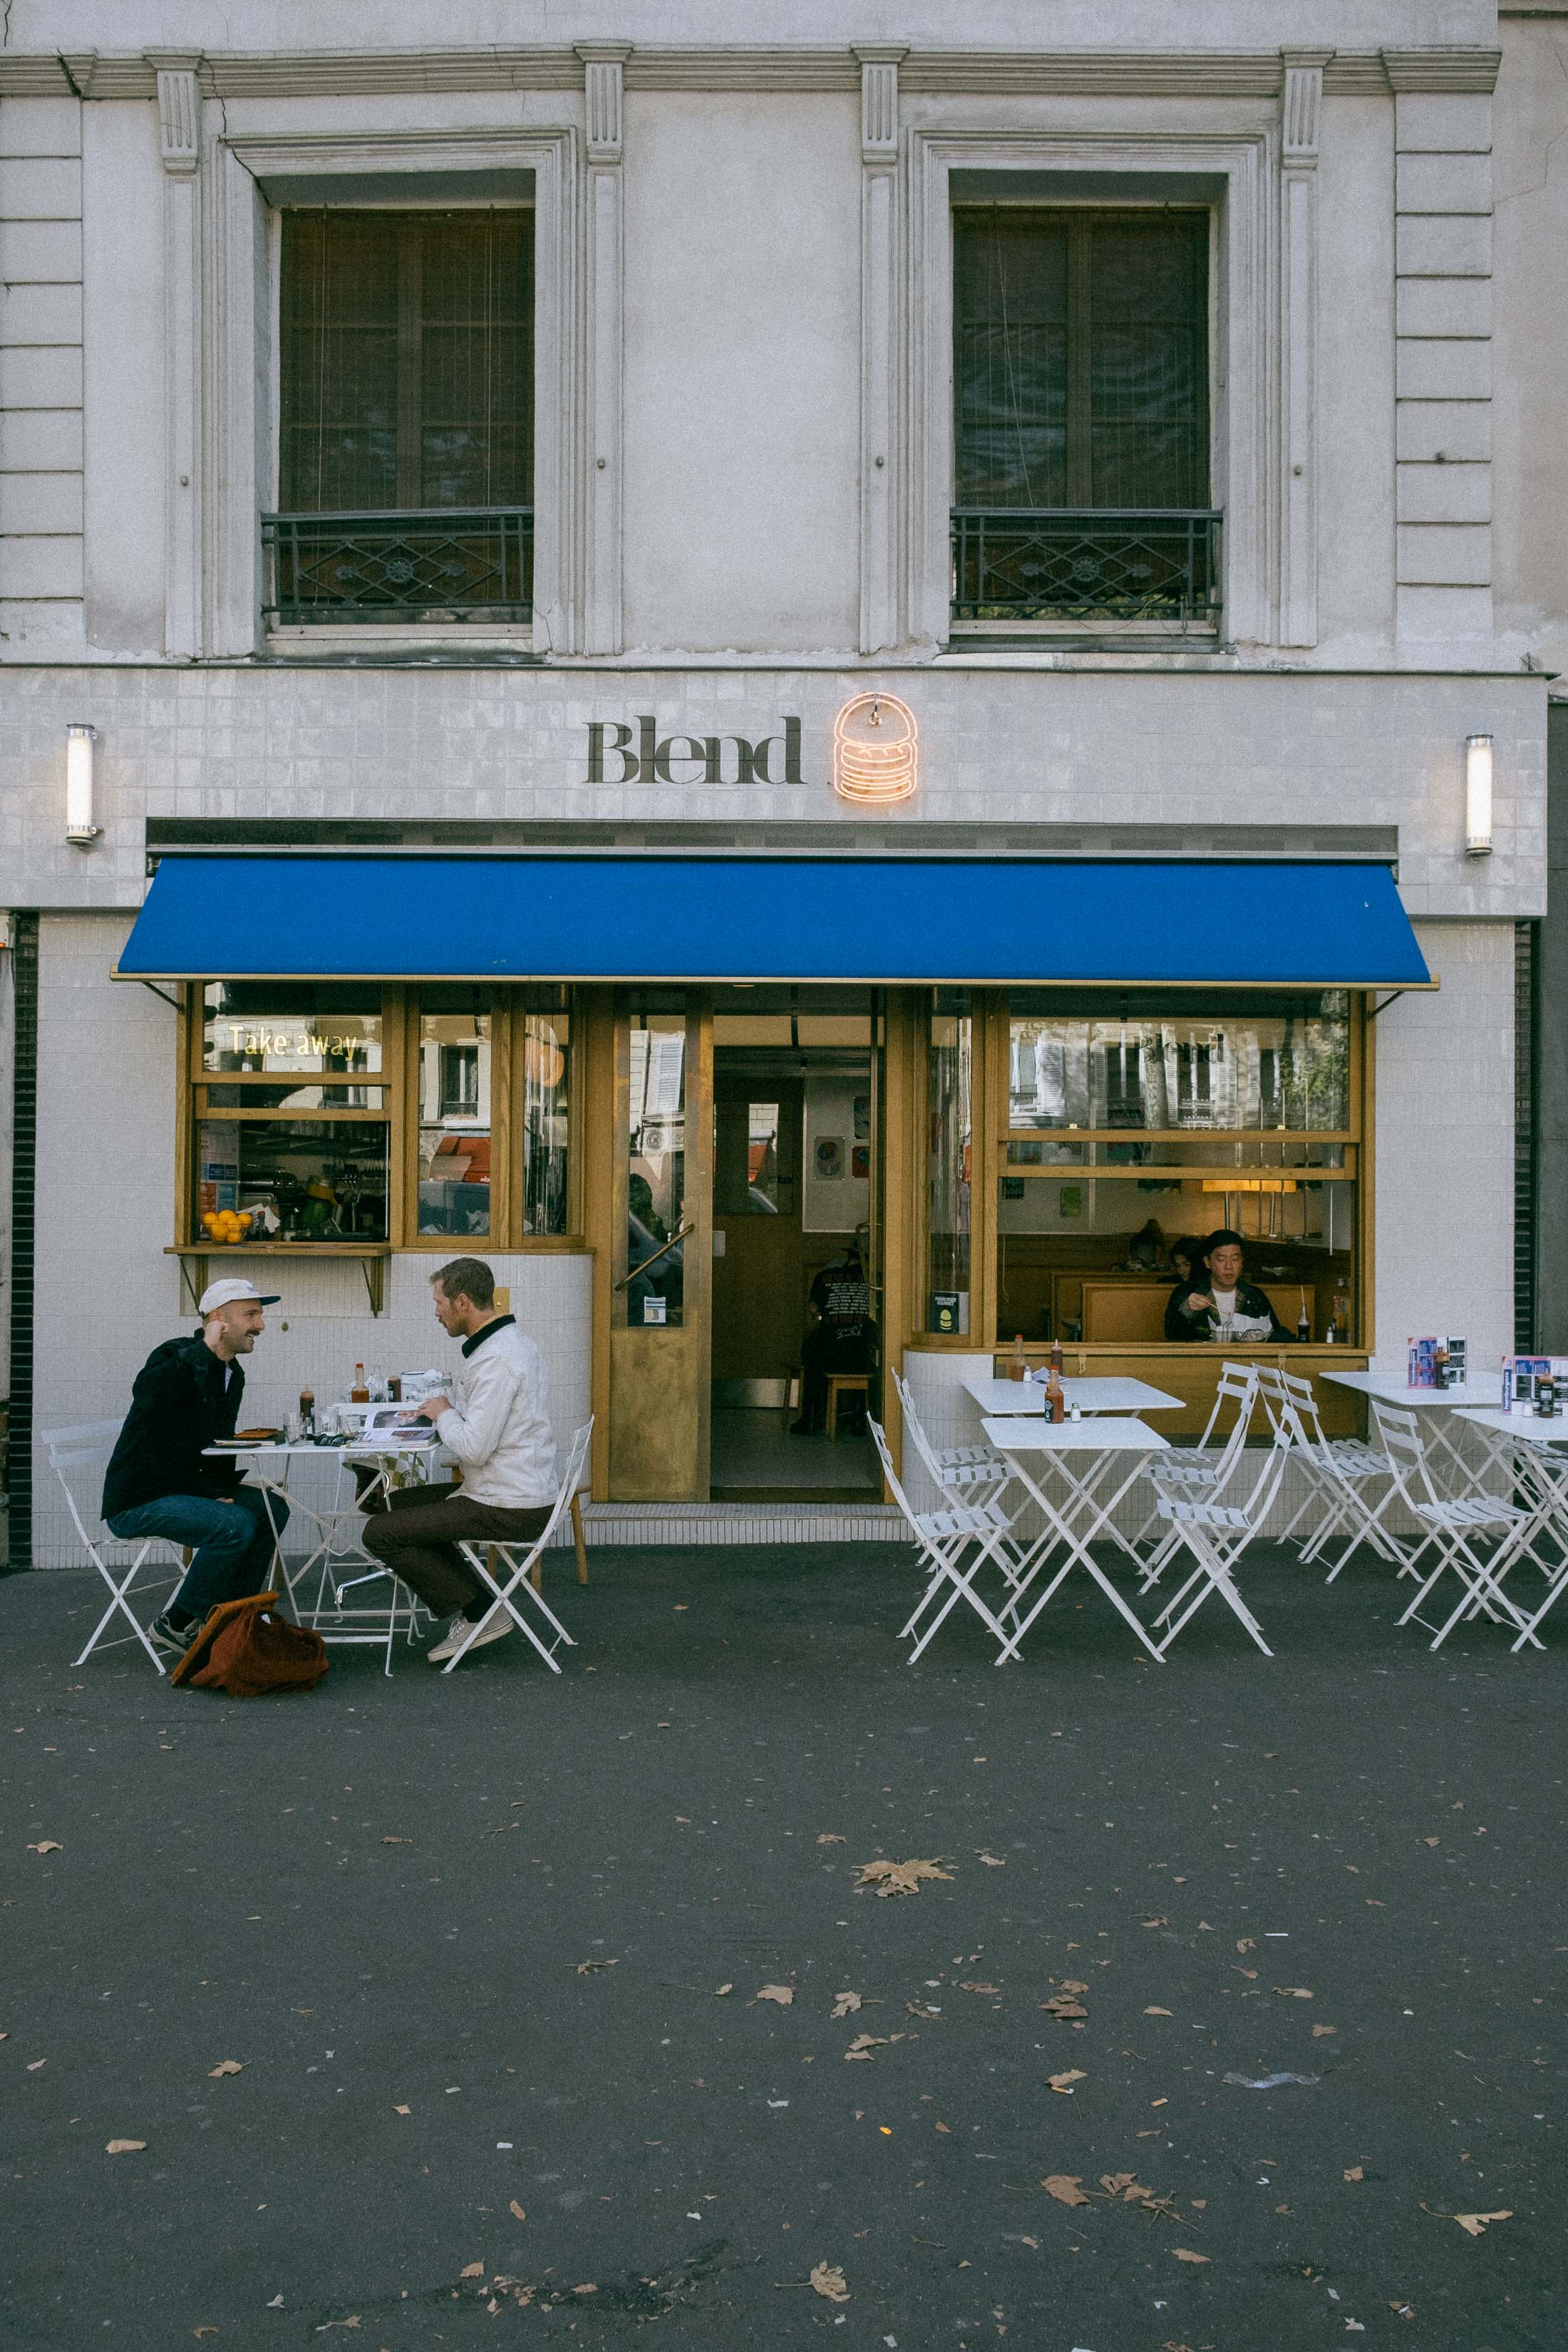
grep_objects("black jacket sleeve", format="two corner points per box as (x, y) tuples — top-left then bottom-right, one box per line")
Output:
(1164, 1281), (1211, 1342)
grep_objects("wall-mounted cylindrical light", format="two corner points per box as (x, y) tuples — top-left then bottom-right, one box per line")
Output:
(65, 723), (100, 846)
(1464, 732), (1493, 858)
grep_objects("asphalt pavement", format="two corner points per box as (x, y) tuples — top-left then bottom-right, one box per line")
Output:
(2, 1539), (1563, 2352)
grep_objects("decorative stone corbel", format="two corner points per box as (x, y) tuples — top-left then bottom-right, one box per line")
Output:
(854, 46), (906, 654)
(147, 53), (205, 654)
(1279, 50), (1331, 649)
(578, 44), (630, 653)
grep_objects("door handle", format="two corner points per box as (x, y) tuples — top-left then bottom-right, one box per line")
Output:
(613, 1222), (695, 1291)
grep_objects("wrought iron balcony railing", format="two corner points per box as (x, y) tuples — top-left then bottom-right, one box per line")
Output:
(951, 507), (1222, 626)
(262, 507), (533, 624)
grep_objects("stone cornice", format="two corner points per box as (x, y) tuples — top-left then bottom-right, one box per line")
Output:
(0, 44), (1505, 103)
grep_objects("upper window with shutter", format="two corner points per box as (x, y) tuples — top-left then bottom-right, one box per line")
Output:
(268, 209), (535, 625)
(950, 207), (1218, 629)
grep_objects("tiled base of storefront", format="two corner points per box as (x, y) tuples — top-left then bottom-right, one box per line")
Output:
(560, 1500), (905, 1546)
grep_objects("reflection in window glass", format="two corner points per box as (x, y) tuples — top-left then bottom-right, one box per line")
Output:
(202, 984), (381, 1078)
(1008, 993), (1350, 1133)
(520, 1006), (571, 1236)
(927, 999), (971, 1334)
(195, 1118), (389, 1243)
(715, 1100), (782, 1215)
(418, 991), (491, 1239)
(625, 1016), (687, 1326)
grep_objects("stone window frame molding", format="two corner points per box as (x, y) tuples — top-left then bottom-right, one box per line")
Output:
(904, 124), (1277, 652)
(202, 124), (582, 658)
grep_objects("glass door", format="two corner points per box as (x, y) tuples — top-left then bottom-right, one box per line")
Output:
(607, 993), (713, 1500)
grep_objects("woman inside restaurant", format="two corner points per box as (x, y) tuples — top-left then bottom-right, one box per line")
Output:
(1164, 1227), (1293, 1344)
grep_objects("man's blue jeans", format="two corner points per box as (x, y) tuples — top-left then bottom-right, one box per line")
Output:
(105, 1487), (289, 1622)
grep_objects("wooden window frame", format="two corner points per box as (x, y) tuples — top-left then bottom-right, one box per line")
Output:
(176, 982), (584, 1254)
(907, 988), (1373, 1359)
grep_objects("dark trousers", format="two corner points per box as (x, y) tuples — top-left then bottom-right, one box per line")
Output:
(106, 1486), (289, 1621)
(798, 1325), (872, 1431)
(361, 1485), (552, 1618)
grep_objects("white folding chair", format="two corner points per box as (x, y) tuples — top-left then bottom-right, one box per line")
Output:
(43, 1421), (187, 1676)
(1259, 1368), (1405, 1579)
(1137, 1363), (1262, 1572)
(1148, 1426), (1295, 1658)
(891, 1370), (1013, 1510)
(1373, 1403), (1541, 1652)
(868, 1416), (1021, 1664)
(442, 1420), (593, 1676)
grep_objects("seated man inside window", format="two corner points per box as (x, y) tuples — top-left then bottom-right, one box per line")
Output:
(1164, 1227), (1292, 1345)
(791, 1243), (877, 1434)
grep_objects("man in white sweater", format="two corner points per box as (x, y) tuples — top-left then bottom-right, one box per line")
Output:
(361, 1257), (558, 1665)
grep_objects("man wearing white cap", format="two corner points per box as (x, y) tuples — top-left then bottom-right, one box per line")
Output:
(103, 1277), (289, 1654)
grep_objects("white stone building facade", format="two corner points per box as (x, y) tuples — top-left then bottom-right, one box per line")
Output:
(0, 1), (1556, 1564)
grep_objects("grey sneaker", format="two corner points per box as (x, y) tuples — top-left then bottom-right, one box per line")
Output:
(149, 1609), (199, 1655)
(428, 1609), (512, 1666)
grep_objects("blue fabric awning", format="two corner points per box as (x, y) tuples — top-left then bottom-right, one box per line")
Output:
(115, 854), (1431, 989)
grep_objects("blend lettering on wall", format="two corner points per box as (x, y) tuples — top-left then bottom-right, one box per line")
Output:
(587, 715), (804, 786)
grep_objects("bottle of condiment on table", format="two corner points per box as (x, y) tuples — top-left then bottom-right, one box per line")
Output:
(1050, 1336), (1064, 1378)
(1296, 1295), (1311, 1345)
(1045, 1362), (1066, 1425)
(298, 1388), (315, 1438)
(1010, 1333), (1027, 1381)
(351, 1362), (369, 1403)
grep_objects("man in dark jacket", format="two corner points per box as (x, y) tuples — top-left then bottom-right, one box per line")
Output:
(103, 1277), (289, 1652)
(1164, 1229), (1293, 1345)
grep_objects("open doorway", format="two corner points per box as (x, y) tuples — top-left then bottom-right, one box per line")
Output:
(709, 986), (881, 1501)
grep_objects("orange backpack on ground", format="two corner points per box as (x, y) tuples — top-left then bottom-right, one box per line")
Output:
(170, 1593), (329, 1696)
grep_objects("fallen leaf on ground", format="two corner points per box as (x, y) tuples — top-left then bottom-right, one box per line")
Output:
(26, 1841), (63, 1855)
(757, 1984), (795, 2006)
(844, 2035), (889, 2060)
(193, 2331), (218, 2341)
(1058, 1979), (1088, 1994)
(856, 1857), (952, 1898)
(907, 2001), (940, 2019)
(1040, 1994), (1088, 2021)
(714, 1983), (733, 1997)
(817, 1834), (845, 1845)
(1141, 1917), (1169, 1929)
(1388, 2301), (1416, 2319)
(1043, 2173), (1091, 2206)
(1172, 2248), (1209, 2264)
(1452, 2209), (1512, 2237)
(26, 2059), (45, 2072)
(975, 1851), (1006, 1867)
(1313, 2025), (1338, 2038)
(380, 1836), (411, 1845)
(1144, 2006), (1173, 2016)
(1236, 1938), (1256, 1954)
(809, 2262), (850, 2303)
(1274, 1986), (1314, 1998)
(1048, 2070), (1086, 2093)
(393, 2104), (411, 2115)
(831, 1991), (862, 2018)
(460, 2261), (485, 2279)
(207, 2060), (242, 2078)
(1343, 2165), (1364, 2182)
(105, 2140), (146, 2155)
(575, 1959), (617, 1975)
(958, 1981), (1000, 1995)
(509, 2200), (527, 2222)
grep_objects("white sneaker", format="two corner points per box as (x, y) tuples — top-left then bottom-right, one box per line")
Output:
(428, 1609), (512, 1665)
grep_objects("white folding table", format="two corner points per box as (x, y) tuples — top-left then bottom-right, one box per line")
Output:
(1320, 1368), (1502, 1499)
(202, 1434), (446, 1670)
(964, 1374), (1184, 1418)
(981, 1415), (1170, 1664)
(1454, 1406), (1568, 1650)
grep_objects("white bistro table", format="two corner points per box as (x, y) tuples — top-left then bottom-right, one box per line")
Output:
(1320, 1367), (1503, 1498)
(202, 1433), (446, 1670)
(981, 1415), (1170, 1663)
(965, 1374), (1184, 1418)
(1454, 1406), (1568, 1650)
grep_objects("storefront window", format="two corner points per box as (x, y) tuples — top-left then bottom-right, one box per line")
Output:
(195, 1117), (390, 1243)
(202, 984), (382, 1078)
(998, 988), (1361, 1348)
(417, 990), (492, 1239)
(623, 1013), (688, 1326)
(519, 1000), (571, 1237)
(1008, 991), (1351, 1134)
(927, 994), (971, 1334)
